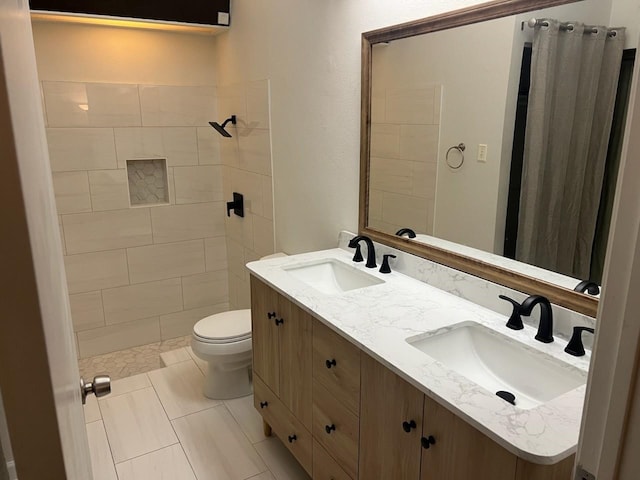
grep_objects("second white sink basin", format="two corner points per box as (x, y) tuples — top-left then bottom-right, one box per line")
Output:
(284, 259), (384, 295)
(407, 322), (586, 410)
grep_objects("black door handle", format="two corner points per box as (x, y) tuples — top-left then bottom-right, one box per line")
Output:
(325, 359), (337, 369)
(288, 434), (297, 443)
(402, 420), (417, 433)
(421, 435), (436, 449)
(259, 401), (268, 409)
(325, 424), (336, 434)
(275, 318), (284, 326)
(267, 312), (276, 319)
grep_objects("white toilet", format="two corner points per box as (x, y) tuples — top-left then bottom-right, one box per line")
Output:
(191, 253), (286, 400)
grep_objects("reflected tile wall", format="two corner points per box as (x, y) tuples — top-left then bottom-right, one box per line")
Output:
(217, 80), (275, 309)
(43, 81), (228, 358)
(369, 83), (442, 237)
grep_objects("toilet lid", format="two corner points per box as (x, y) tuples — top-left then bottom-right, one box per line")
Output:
(194, 309), (252, 344)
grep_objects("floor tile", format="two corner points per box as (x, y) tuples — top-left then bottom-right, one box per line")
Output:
(115, 444), (197, 480)
(224, 394), (266, 444)
(148, 361), (220, 419)
(248, 473), (276, 480)
(84, 395), (101, 423)
(101, 372), (151, 399)
(160, 347), (191, 367)
(100, 386), (178, 463)
(86, 420), (117, 480)
(173, 405), (268, 480)
(186, 345), (208, 375)
(255, 437), (310, 480)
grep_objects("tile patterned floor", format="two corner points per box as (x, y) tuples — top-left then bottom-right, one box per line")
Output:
(84, 348), (310, 480)
(78, 336), (192, 381)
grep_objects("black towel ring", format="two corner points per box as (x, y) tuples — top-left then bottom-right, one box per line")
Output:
(445, 143), (465, 169)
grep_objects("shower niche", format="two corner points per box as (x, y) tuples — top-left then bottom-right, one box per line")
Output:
(126, 159), (170, 207)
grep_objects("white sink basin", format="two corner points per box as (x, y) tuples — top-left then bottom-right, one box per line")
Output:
(284, 259), (384, 295)
(407, 322), (586, 410)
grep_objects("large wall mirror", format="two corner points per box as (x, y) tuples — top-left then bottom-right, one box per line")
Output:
(359, 0), (639, 316)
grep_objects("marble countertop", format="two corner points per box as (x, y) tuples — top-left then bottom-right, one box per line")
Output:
(247, 248), (591, 465)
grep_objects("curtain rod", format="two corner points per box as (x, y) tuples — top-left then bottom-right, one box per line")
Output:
(526, 18), (619, 37)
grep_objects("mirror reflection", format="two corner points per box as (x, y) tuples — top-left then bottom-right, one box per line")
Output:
(367, 0), (636, 292)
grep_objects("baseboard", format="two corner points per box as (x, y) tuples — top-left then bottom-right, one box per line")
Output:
(6, 460), (16, 480)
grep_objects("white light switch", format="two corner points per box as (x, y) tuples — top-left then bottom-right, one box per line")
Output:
(478, 144), (488, 162)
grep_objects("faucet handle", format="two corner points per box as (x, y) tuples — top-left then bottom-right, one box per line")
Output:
(564, 326), (595, 357)
(498, 295), (524, 330)
(379, 254), (396, 274)
(351, 244), (364, 263)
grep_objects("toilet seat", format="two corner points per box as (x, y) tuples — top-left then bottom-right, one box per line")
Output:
(193, 309), (251, 344)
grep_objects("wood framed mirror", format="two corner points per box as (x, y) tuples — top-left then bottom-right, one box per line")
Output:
(359, 0), (636, 317)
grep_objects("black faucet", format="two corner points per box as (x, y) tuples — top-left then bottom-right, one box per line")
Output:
(574, 280), (600, 296)
(520, 295), (554, 343)
(348, 236), (377, 268)
(395, 228), (416, 239)
(564, 326), (595, 357)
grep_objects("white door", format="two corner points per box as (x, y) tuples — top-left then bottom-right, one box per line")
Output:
(0, 0), (93, 478)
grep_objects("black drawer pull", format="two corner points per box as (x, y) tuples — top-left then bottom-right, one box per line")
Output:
(275, 318), (284, 326)
(325, 359), (337, 369)
(288, 434), (297, 443)
(267, 312), (276, 319)
(402, 420), (417, 433)
(325, 424), (336, 434)
(421, 435), (436, 449)
(259, 401), (268, 409)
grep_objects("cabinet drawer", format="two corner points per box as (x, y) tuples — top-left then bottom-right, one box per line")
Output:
(312, 382), (359, 479)
(254, 376), (312, 475)
(313, 319), (361, 415)
(313, 440), (353, 480)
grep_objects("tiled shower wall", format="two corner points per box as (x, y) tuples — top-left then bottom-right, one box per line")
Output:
(43, 81), (230, 358)
(368, 84), (442, 236)
(218, 80), (275, 309)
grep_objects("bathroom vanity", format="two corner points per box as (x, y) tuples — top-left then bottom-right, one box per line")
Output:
(247, 248), (589, 480)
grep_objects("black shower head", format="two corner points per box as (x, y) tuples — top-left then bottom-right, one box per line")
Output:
(209, 115), (237, 138)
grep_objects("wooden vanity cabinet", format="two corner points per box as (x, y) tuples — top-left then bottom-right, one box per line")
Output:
(359, 354), (574, 480)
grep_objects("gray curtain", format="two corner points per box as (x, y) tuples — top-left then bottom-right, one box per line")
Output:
(516, 20), (625, 279)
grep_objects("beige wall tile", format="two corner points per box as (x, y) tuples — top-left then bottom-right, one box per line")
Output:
(381, 191), (429, 233)
(159, 303), (228, 340)
(204, 236), (228, 272)
(43, 81), (141, 127)
(399, 124), (439, 162)
(69, 291), (105, 332)
(369, 156), (413, 194)
(370, 124), (400, 158)
(237, 128), (272, 176)
(386, 85), (436, 125)
(151, 203), (225, 244)
(197, 127), (221, 165)
(114, 127), (198, 168)
(227, 239), (246, 282)
(88, 169), (130, 211)
(371, 88), (386, 124)
(261, 175), (273, 220)
(58, 215), (66, 255)
(52, 171), (92, 214)
(225, 212), (253, 251)
(369, 189), (383, 221)
(174, 166), (223, 204)
(229, 273), (250, 310)
(127, 240), (205, 284)
(139, 85), (216, 126)
(182, 270), (229, 310)
(246, 80), (270, 129)
(217, 84), (247, 120)
(77, 316), (161, 358)
(252, 215), (275, 258)
(102, 278), (183, 325)
(47, 128), (117, 172)
(63, 209), (152, 254)
(64, 249), (129, 294)
(219, 134), (239, 169)
(411, 162), (437, 199)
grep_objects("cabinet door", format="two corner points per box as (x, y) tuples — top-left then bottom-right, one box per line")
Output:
(279, 298), (313, 429)
(420, 396), (517, 480)
(359, 354), (424, 480)
(250, 276), (280, 394)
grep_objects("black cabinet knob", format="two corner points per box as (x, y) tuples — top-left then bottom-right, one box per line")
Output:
(288, 434), (297, 443)
(421, 435), (436, 449)
(402, 420), (417, 433)
(325, 424), (336, 434)
(275, 318), (284, 326)
(325, 359), (337, 369)
(267, 312), (276, 319)
(259, 401), (268, 409)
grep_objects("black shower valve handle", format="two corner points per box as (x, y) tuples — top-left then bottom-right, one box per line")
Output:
(226, 192), (244, 218)
(498, 295), (524, 330)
